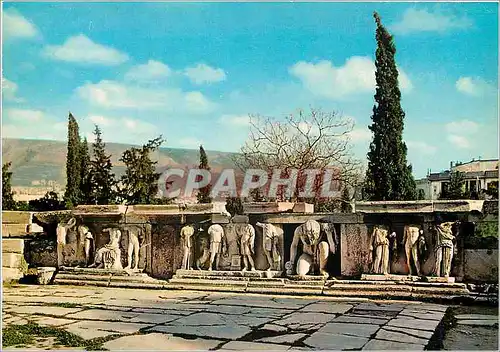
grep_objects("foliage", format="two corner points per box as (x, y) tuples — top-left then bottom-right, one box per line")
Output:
(79, 137), (93, 204)
(2, 322), (109, 350)
(63, 113), (82, 208)
(439, 171), (466, 200)
(119, 136), (164, 204)
(486, 181), (498, 199)
(2, 162), (16, 210)
(90, 125), (117, 204)
(340, 187), (352, 213)
(363, 12), (417, 201)
(226, 196), (244, 216)
(197, 145), (213, 204)
(235, 107), (362, 202)
(29, 191), (66, 211)
(417, 189), (426, 200)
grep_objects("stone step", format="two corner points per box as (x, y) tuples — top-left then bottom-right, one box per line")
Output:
(56, 273), (112, 282)
(168, 278), (247, 287)
(53, 278), (110, 287)
(60, 267), (144, 276)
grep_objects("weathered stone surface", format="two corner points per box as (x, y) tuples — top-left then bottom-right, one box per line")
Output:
(399, 308), (444, 321)
(455, 314), (499, 320)
(149, 324), (251, 340)
(381, 325), (434, 339)
(2, 239), (25, 253)
(354, 303), (406, 312)
(8, 305), (83, 316)
(387, 317), (440, 332)
(375, 328), (429, 345)
(464, 249), (498, 282)
(296, 253), (313, 276)
(341, 223), (371, 276)
(257, 333), (306, 344)
(66, 321), (150, 340)
(273, 312), (337, 330)
(221, 341), (289, 350)
(129, 312), (184, 324)
(362, 339), (425, 350)
(30, 316), (76, 327)
(165, 311), (269, 328)
(35, 267), (56, 285)
(2, 267), (23, 281)
(361, 274), (420, 282)
(331, 314), (388, 325)
(260, 323), (288, 332)
(304, 332), (369, 350)
(317, 322), (380, 337)
(457, 319), (498, 326)
(103, 333), (223, 351)
(299, 302), (353, 314)
(66, 309), (138, 322)
(2, 253), (24, 268)
(422, 276), (456, 283)
(2, 211), (33, 224)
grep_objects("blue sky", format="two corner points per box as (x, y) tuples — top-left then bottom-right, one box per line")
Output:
(2, 2), (498, 178)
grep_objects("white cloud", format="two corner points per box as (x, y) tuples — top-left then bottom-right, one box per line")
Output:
(89, 115), (115, 126)
(297, 121), (320, 136)
(43, 34), (129, 65)
(178, 137), (203, 148)
(184, 63), (226, 85)
(455, 76), (495, 96)
(406, 140), (437, 155)
(445, 120), (479, 135)
(125, 60), (172, 81)
(76, 80), (215, 114)
(3, 9), (38, 40)
(219, 114), (251, 127)
(4, 108), (44, 122)
(348, 128), (372, 143)
(289, 57), (412, 99)
(390, 8), (473, 35)
(447, 135), (471, 149)
(123, 118), (157, 135)
(2, 78), (24, 102)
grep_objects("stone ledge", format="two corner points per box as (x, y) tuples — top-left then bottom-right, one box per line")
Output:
(2, 238), (25, 253)
(355, 200), (485, 214)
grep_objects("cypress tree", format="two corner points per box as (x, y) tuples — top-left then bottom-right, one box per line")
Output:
(63, 112), (82, 207)
(363, 12), (417, 201)
(197, 145), (212, 204)
(90, 125), (117, 204)
(79, 137), (92, 204)
(2, 162), (16, 210)
(119, 136), (163, 204)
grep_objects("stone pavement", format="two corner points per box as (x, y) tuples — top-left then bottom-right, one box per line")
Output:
(1, 285), (460, 350)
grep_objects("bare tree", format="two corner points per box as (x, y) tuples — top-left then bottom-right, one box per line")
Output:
(234, 107), (363, 203)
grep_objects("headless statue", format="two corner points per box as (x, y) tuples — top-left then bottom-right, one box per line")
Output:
(255, 222), (281, 271)
(370, 225), (396, 275)
(56, 218), (76, 268)
(286, 220), (330, 277)
(180, 225), (195, 270)
(77, 224), (94, 267)
(237, 224), (256, 271)
(433, 221), (457, 277)
(403, 225), (424, 276)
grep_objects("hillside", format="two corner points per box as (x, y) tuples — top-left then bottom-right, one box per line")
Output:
(2, 138), (239, 187)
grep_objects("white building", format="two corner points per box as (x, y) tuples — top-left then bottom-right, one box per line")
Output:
(416, 159), (499, 200)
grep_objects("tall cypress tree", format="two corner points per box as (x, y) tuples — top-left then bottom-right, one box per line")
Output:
(64, 112), (82, 207)
(79, 137), (92, 204)
(90, 125), (117, 204)
(363, 12), (417, 201)
(2, 162), (16, 210)
(197, 145), (212, 203)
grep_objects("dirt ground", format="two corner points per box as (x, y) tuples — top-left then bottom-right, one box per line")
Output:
(442, 305), (499, 351)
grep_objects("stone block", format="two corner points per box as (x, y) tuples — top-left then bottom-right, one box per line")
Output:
(27, 223), (44, 233)
(457, 319), (498, 326)
(422, 276), (456, 283)
(232, 215), (249, 223)
(292, 202), (314, 213)
(2, 211), (33, 224)
(2, 239), (25, 253)
(35, 267), (56, 285)
(103, 333), (224, 351)
(361, 274), (420, 282)
(2, 267), (23, 281)
(341, 223), (371, 276)
(3, 223), (29, 236)
(2, 252), (24, 268)
(362, 339), (424, 350)
(304, 332), (369, 350)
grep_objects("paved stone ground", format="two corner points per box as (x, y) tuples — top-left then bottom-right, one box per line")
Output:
(1, 285), (496, 350)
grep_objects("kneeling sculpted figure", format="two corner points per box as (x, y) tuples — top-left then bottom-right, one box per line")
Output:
(255, 222), (281, 271)
(286, 220), (330, 277)
(370, 223), (396, 275)
(89, 228), (123, 270)
(196, 224), (227, 271)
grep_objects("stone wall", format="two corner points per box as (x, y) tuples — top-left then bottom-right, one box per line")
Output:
(2, 238), (27, 282)
(464, 249), (499, 282)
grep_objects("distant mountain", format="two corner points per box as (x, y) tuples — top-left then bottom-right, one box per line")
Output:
(2, 138), (239, 187)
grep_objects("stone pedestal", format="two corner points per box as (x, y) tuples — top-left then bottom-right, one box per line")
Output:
(174, 269), (283, 279)
(422, 276), (456, 283)
(35, 267), (56, 285)
(361, 273), (456, 283)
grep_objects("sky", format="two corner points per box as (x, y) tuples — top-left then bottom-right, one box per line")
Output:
(2, 2), (498, 178)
